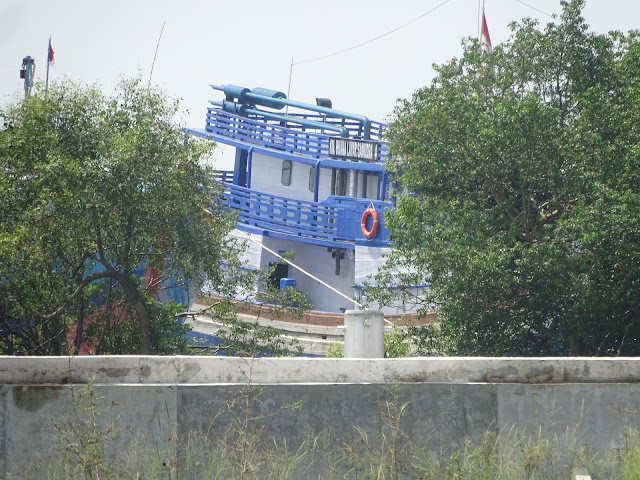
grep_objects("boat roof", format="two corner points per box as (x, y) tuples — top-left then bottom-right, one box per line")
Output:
(186, 84), (390, 168)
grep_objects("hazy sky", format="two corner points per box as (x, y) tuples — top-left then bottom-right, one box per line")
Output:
(1, 0), (638, 166)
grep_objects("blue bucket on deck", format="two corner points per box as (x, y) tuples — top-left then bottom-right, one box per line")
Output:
(280, 278), (296, 290)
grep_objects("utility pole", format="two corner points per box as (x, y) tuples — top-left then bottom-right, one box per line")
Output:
(20, 56), (35, 100)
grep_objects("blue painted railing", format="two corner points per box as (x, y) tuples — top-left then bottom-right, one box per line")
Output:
(284, 113), (386, 140)
(206, 108), (389, 162)
(221, 183), (349, 247)
(212, 170), (234, 183)
(217, 181), (391, 249)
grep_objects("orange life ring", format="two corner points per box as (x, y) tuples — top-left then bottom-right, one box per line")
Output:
(360, 208), (379, 240)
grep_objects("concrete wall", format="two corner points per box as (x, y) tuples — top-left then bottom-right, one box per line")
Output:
(4, 356), (640, 478)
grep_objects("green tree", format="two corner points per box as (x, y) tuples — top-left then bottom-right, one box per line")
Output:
(372, 0), (640, 356)
(0, 78), (247, 355)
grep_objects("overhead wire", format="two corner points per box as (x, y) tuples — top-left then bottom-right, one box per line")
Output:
(512, 0), (554, 18)
(291, 0), (554, 69)
(293, 0), (453, 66)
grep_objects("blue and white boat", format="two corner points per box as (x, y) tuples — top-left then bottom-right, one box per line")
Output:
(186, 84), (424, 316)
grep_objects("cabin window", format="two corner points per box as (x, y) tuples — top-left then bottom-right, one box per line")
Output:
(308, 166), (316, 192)
(281, 160), (292, 186)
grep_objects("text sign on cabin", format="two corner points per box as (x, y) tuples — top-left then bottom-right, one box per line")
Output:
(328, 138), (379, 162)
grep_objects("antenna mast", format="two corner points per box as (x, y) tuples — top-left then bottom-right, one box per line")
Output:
(149, 22), (166, 86)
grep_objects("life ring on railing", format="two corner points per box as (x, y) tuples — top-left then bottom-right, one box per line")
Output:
(360, 207), (379, 240)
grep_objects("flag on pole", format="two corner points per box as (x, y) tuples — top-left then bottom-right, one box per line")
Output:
(46, 35), (54, 94)
(480, 12), (492, 53)
(48, 38), (55, 66)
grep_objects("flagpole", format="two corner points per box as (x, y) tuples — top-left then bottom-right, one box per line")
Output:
(45, 35), (51, 96)
(477, 0), (482, 40)
(481, 0), (485, 41)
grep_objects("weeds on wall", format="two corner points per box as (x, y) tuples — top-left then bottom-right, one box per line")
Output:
(19, 376), (640, 479)
(49, 376), (120, 479)
(179, 360), (304, 479)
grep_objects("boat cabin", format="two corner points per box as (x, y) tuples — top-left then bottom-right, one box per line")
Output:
(186, 84), (421, 314)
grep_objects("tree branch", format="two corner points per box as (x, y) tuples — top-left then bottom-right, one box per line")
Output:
(15, 269), (116, 322)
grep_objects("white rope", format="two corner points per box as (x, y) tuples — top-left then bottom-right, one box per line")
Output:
(238, 230), (362, 309)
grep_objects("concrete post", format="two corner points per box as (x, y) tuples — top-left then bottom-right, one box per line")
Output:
(572, 469), (592, 480)
(344, 310), (384, 358)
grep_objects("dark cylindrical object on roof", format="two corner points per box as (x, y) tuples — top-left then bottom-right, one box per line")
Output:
(247, 87), (287, 109)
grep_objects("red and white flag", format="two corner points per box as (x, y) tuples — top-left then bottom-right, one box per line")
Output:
(48, 38), (55, 66)
(480, 12), (492, 53)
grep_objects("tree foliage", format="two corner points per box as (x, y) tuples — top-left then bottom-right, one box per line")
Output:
(0, 79), (246, 355)
(373, 0), (640, 355)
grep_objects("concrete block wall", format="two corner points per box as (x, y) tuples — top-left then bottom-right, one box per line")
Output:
(3, 356), (640, 478)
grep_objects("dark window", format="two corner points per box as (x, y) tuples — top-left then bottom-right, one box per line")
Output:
(308, 166), (316, 192)
(281, 160), (292, 186)
(335, 169), (347, 196)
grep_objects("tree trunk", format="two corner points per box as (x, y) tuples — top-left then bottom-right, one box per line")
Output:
(117, 275), (153, 354)
(74, 300), (85, 355)
(569, 335), (583, 356)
